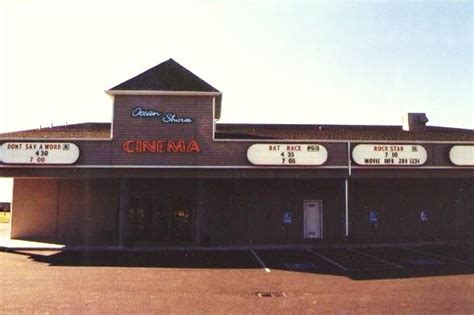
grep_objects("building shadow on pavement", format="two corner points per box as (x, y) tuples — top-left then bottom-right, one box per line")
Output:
(8, 246), (474, 281)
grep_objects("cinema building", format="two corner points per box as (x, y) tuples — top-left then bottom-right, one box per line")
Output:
(0, 59), (473, 247)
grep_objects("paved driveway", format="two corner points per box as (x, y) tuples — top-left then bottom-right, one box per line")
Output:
(1, 245), (473, 314)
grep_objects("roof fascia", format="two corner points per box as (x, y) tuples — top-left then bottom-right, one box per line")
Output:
(105, 90), (221, 97)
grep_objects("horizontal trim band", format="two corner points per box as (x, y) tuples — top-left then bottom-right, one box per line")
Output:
(0, 138), (472, 145)
(0, 138), (112, 142)
(213, 138), (474, 144)
(0, 165), (348, 169)
(0, 165), (472, 170)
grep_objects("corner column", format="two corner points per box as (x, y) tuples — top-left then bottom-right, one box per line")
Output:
(193, 181), (208, 246)
(118, 178), (130, 246)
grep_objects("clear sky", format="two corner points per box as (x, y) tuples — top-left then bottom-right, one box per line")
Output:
(0, 0), (473, 201)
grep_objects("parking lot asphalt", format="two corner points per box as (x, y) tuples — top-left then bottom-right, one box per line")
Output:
(1, 244), (473, 314)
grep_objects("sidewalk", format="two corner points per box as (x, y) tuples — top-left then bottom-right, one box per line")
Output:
(1, 223), (471, 252)
(0, 223), (64, 250)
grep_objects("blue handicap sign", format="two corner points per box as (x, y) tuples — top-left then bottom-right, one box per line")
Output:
(369, 210), (379, 224)
(283, 211), (292, 224)
(420, 210), (429, 222)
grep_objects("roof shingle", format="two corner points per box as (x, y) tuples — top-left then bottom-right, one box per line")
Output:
(215, 124), (474, 141)
(109, 58), (220, 92)
(1, 122), (473, 141)
(0, 123), (111, 139)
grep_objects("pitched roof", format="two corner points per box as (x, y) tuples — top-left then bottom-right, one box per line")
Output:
(108, 58), (222, 119)
(215, 123), (474, 141)
(0, 123), (111, 139)
(109, 58), (220, 93)
(1, 122), (473, 141)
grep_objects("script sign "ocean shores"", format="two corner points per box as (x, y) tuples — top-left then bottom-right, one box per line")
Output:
(352, 144), (427, 166)
(131, 107), (193, 124)
(0, 142), (80, 165)
(449, 145), (474, 166)
(247, 144), (328, 166)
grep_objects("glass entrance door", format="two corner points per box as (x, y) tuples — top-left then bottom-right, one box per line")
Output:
(129, 197), (193, 244)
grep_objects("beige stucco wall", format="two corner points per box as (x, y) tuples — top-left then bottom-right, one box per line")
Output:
(11, 179), (59, 242)
(11, 178), (119, 245)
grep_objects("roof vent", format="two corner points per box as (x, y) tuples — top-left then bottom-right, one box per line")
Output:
(403, 113), (429, 131)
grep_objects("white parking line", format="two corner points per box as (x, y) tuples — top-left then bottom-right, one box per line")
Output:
(347, 247), (403, 269)
(250, 249), (271, 273)
(400, 246), (474, 266)
(307, 249), (348, 271)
